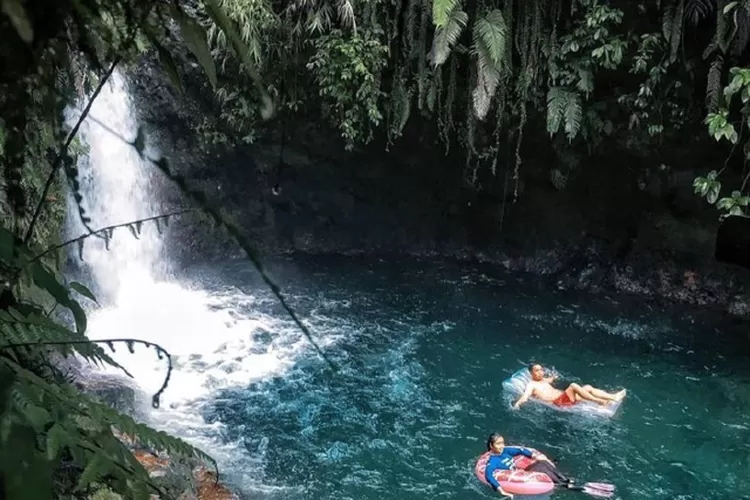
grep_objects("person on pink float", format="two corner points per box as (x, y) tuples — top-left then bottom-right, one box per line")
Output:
(483, 433), (572, 497)
(481, 434), (615, 499)
(513, 363), (626, 409)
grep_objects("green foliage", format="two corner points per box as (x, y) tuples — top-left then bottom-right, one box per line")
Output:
(694, 170), (723, 204)
(717, 189), (750, 214)
(1, 225), (215, 499)
(171, 4), (218, 88)
(697, 65), (750, 215)
(177, 0), (750, 200)
(432, 0), (458, 28)
(705, 109), (738, 143)
(471, 9), (508, 120)
(429, 2), (467, 67)
(307, 29), (389, 150)
(547, 87), (582, 142)
(546, 1), (626, 142)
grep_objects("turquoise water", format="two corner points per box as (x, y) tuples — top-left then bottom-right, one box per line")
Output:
(184, 256), (750, 500)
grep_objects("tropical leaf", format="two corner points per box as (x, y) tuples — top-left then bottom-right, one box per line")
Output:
(171, 5), (218, 88)
(429, 6), (467, 67)
(563, 91), (583, 141)
(473, 9), (507, 67)
(547, 87), (567, 136)
(154, 42), (184, 94)
(685, 0), (715, 25)
(547, 87), (582, 141)
(69, 281), (98, 304)
(471, 9), (507, 119)
(432, 0), (458, 28)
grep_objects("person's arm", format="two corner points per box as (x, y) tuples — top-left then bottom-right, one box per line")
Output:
(512, 383), (534, 409)
(510, 446), (553, 462)
(485, 464), (514, 499)
(497, 485), (514, 498)
(504, 446), (534, 459)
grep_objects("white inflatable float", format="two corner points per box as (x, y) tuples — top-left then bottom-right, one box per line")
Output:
(503, 367), (625, 417)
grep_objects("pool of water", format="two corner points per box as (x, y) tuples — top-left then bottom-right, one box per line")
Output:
(135, 256), (750, 500)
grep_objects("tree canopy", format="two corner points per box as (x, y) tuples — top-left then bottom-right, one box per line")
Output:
(189, 0), (750, 214)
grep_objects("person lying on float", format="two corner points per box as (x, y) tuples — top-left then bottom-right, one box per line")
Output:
(513, 364), (626, 409)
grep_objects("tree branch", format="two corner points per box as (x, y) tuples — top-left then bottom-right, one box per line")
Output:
(147, 154), (338, 372)
(23, 209), (192, 269)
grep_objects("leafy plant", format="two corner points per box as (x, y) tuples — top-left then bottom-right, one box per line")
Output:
(717, 189), (750, 214)
(694, 170), (723, 204)
(307, 29), (389, 150)
(1, 224), (215, 499)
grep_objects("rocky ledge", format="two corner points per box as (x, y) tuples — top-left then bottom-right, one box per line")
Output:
(73, 365), (240, 500)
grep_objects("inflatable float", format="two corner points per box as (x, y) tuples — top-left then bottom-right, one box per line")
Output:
(475, 449), (617, 497)
(502, 367), (624, 417)
(474, 449), (554, 495)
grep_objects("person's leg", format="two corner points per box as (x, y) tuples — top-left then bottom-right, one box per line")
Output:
(525, 460), (572, 485)
(566, 383), (610, 405)
(582, 385), (627, 401)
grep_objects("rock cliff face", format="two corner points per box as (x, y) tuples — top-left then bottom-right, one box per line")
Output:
(126, 59), (750, 320)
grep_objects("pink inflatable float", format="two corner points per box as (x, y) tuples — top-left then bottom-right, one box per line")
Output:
(474, 449), (554, 495)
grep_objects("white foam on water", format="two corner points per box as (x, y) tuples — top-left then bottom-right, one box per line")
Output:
(65, 71), (338, 493)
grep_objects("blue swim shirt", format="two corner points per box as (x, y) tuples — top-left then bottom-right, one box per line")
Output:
(484, 447), (533, 491)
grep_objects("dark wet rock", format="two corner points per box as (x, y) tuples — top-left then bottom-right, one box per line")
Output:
(75, 370), (140, 416)
(125, 56), (750, 321)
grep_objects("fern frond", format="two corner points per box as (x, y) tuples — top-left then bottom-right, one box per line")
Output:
(547, 87), (567, 136)
(563, 91), (583, 141)
(3, 368), (164, 497)
(669, 0), (685, 62)
(4, 358), (216, 469)
(429, 6), (467, 66)
(470, 9), (508, 119)
(546, 87), (583, 141)
(338, 0), (357, 33)
(706, 55), (723, 112)
(473, 9), (507, 67)
(388, 79), (412, 139)
(432, 0), (458, 27)
(0, 311), (128, 370)
(685, 0), (715, 25)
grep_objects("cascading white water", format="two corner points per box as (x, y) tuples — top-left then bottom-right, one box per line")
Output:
(65, 72), (166, 303)
(65, 71), (340, 494)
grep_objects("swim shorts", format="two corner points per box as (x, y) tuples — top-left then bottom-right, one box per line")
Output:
(552, 391), (576, 407)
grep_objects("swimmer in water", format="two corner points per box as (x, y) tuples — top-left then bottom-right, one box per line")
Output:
(483, 433), (615, 498)
(513, 363), (626, 409)
(484, 433), (575, 497)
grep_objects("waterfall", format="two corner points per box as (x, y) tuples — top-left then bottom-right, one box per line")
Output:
(65, 71), (168, 305)
(64, 70), (333, 494)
